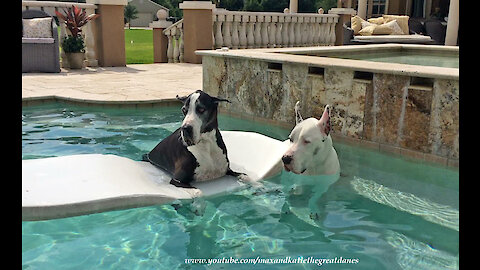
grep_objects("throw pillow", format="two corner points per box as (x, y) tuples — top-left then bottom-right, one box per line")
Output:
(382, 15), (409, 35)
(372, 24), (394, 35)
(383, 20), (404, 35)
(351, 16), (365, 35)
(23, 17), (53, 38)
(359, 20), (403, 36)
(358, 25), (377, 36)
(368, 17), (385, 25)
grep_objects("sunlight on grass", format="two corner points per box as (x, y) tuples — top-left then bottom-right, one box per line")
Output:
(125, 28), (153, 64)
(57, 28), (154, 64)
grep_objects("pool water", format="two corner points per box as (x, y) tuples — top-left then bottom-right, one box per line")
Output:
(312, 50), (459, 68)
(22, 103), (459, 269)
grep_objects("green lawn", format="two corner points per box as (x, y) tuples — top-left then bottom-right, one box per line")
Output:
(124, 28), (153, 64)
(57, 28), (154, 64)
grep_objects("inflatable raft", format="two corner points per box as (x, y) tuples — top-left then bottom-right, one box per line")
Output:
(22, 131), (290, 221)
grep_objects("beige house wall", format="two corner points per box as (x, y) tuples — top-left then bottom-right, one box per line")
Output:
(130, 12), (154, 27)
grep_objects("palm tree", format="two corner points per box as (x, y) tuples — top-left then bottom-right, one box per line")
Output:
(124, 3), (138, 29)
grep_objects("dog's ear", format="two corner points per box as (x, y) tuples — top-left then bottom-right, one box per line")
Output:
(212, 96), (231, 104)
(176, 94), (188, 103)
(294, 101), (303, 125)
(317, 104), (331, 136)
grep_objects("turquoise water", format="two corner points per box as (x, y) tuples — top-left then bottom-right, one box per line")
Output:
(312, 50), (459, 68)
(22, 103), (459, 269)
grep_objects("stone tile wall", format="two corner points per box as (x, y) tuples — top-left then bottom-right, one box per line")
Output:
(202, 56), (459, 164)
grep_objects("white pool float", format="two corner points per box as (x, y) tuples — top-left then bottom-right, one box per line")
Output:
(22, 131), (290, 221)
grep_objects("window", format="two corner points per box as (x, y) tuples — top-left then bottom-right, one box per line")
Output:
(369, 0), (388, 17)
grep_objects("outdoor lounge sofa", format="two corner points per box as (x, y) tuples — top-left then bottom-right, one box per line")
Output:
(22, 9), (61, 73)
(342, 16), (445, 45)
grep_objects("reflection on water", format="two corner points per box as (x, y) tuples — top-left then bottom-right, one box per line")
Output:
(352, 177), (459, 231)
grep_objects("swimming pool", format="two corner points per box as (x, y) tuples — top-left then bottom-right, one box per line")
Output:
(22, 103), (459, 269)
(307, 50), (458, 68)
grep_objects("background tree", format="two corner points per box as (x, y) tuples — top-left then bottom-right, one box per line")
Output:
(298, 0), (316, 12)
(315, 0), (338, 12)
(124, 3), (138, 29)
(243, 0), (263, 11)
(148, 0), (339, 19)
(217, 0), (244, 11)
(153, 0), (183, 18)
(260, 0), (289, 12)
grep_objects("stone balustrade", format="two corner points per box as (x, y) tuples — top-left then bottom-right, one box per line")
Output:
(212, 10), (339, 49)
(154, 6), (341, 64)
(163, 19), (184, 63)
(22, 1), (99, 68)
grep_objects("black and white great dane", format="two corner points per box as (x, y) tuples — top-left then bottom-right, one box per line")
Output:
(142, 90), (244, 188)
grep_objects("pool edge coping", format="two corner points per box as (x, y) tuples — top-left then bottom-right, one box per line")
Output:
(196, 44), (459, 80)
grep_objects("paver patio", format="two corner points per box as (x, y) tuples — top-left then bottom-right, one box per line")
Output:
(22, 63), (202, 103)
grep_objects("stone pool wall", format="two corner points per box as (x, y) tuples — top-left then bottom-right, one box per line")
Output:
(202, 55), (459, 167)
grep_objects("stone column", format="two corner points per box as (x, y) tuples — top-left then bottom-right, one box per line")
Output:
(180, 1), (216, 64)
(150, 10), (172, 63)
(367, 0), (373, 18)
(425, 0), (432, 19)
(357, 0), (367, 19)
(329, 8), (356, 46)
(289, 0), (298, 13)
(86, 0), (127, 67)
(445, 0), (459, 46)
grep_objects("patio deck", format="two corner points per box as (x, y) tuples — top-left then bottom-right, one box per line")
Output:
(22, 63), (202, 104)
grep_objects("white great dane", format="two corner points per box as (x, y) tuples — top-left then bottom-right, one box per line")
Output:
(282, 101), (340, 175)
(280, 101), (341, 222)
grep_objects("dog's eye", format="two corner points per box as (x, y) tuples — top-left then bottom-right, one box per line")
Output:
(181, 107), (187, 115)
(303, 139), (311, 144)
(197, 107), (205, 114)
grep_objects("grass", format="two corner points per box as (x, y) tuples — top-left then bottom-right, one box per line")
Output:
(57, 28), (154, 64)
(124, 28), (153, 64)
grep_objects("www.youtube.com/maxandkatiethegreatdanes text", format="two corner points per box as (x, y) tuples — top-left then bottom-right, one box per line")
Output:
(185, 256), (360, 266)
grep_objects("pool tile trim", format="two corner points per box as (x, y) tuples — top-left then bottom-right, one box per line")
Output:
(219, 108), (458, 169)
(22, 96), (458, 169)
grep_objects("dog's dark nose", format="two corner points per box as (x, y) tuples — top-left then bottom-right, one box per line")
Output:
(282, 155), (293, 165)
(181, 125), (193, 136)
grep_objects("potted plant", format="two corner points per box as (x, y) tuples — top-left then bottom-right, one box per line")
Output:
(55, 6), (99, 69)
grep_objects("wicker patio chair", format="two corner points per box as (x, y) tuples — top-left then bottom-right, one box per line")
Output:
(22, 9), (61, 73)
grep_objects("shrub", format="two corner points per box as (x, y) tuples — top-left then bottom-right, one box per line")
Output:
(61, 35), (85, 53)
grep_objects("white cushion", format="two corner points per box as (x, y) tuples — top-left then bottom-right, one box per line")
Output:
(361, 20), (374, 29)
(22, 17), (53, 38)
(359, 19), (405, 36)
(383, 20), (404, 35)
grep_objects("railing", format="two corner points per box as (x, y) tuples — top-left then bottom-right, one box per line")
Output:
(163, 19), (184, 63)
(159, 9), (339, 64)
(22, 1), (99, 68)
(212, 10), (339, 49)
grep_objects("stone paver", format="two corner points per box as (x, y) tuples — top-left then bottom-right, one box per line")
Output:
(22, 63), (203, 103)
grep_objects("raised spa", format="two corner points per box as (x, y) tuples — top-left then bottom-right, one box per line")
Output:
(198, 44), (459, 167)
